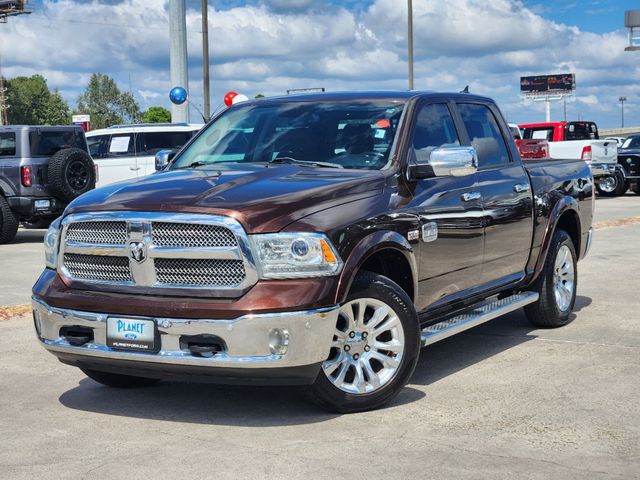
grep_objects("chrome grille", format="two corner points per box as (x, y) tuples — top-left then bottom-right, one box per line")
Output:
(63, 254), (132, 282)
(152, 222), (237, 248)
(155, 259), (245, 287)
(59, 212), (257, 295)
(66, 221), (127, 245)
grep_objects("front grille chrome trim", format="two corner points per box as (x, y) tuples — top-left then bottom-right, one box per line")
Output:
(58, 212), (259, 298)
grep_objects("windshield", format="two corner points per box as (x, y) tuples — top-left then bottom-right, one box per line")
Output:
(171, 100), (405, 170)
(622, 136), (640, 149)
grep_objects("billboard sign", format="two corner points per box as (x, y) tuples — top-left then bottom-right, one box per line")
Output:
(520, 74), (575, 95)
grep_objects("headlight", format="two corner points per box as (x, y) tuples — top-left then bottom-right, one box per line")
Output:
(44, 217), (62, 269)
(251, 233), (342, 279)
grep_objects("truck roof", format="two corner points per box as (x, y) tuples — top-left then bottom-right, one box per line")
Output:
(519, 121), (596, 128)
(251, 90), (495, 104)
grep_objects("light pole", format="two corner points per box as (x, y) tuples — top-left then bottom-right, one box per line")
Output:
(619, 96), (627, 128)
(202, 0), (210, 120)
(407, 0), (414, 90)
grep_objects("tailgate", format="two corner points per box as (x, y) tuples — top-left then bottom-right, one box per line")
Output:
(590, 140), (617, 164)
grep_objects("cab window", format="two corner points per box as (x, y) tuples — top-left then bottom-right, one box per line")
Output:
(457, 103), (510, 168)
(411, 103), (460, 164)
(0, 133), (16, 156)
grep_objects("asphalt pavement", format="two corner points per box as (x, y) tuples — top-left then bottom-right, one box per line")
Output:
(0, 197), (638, 479)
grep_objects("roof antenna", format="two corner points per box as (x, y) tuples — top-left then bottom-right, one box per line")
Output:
(460, 85), (469, 94)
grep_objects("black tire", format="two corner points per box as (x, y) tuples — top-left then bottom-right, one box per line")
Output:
(81, 368), (161, 388)
(0, 195), (18, 244)
(310, 271), (421, 413)
(596, 172), (626, 197)
(48, 148), (96, 203)
(525, 229), (577, 328)
(632, 183), (640, 195)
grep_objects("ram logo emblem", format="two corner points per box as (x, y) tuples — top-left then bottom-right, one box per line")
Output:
(129, 242), (147, 263)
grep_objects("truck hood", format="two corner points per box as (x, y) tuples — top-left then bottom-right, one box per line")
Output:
(66, 164), (385, 232)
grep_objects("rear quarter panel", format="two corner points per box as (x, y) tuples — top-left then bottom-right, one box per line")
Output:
(523, 158), (593, 282)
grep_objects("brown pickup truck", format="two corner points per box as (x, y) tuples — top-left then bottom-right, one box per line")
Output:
(33, 91), (594, 412)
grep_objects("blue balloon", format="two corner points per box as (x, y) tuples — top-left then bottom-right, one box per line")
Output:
(169, 86), (188, 105)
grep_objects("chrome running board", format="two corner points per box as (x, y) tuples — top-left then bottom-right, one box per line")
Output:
(421, 292), (539, 347)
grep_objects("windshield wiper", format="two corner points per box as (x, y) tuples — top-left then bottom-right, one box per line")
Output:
(269, 157), (343, 169)
(176, 160), (242, 169)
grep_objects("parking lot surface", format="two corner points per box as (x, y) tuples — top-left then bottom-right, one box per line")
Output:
(0, 198), (639, 479)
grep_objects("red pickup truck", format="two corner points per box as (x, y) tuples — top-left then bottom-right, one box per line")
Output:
(519, 121), (621, 196)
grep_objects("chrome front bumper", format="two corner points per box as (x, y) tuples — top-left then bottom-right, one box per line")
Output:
(32, 297), (339, 372)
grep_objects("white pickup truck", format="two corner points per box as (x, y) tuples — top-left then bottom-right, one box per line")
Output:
(86, 123), (202, 187)
(519, 121), (621, 196)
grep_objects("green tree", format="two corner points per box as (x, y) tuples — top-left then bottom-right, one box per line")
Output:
(254, 93), (265, 99)
(44, 90), (71, 125)
(76, 73), (141, 129)
(141, 106), (171, 123)
(6, 75), (70, 125)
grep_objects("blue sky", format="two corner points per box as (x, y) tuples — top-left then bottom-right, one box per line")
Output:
(5, 0), (640, 128)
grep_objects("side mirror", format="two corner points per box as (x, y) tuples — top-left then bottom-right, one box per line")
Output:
(155, 149), (177, 171)
(407, 146), (478, 180)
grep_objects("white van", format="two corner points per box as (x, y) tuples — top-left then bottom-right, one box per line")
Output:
(86, 123), (202, 187)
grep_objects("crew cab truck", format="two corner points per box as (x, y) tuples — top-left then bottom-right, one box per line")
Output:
(519, 121), (619, 196)
(0, 126), (95, 243)
(617, 134), (640, 195)
(32, 92), (593, 413)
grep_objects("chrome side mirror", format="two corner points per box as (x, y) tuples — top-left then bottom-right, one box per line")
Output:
(407, 146), (478, 180)
(155, 149), (177, 171)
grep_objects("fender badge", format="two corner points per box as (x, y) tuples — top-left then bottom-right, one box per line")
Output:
(422, 222), (438, 243)
(407, 230), (419, 242)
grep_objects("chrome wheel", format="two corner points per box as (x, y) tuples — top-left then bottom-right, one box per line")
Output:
(322, 298), (405, 395)
(553, 245), (575, 312)
(598, 175), (617, 193)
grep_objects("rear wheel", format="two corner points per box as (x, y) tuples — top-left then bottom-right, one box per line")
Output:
(596, 172), (627, 197)
(311, 271), (420, 413)
(632, 183), (640, 195)
(525, 229), (577, 328)
(81, 368), (161, 388)
(0, 196), (18, 244)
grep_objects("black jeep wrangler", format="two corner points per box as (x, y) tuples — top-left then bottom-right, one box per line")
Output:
(0, 126), (96, 243)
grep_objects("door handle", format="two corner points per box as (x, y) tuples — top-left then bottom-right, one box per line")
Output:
(129, 166), (141, 171)
(461, 191), (481, 202)
(513, 183), (530, 193)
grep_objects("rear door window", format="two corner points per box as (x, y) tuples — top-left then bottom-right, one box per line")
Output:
(457, 103), (510, 168)
(107, 135), (135, 157)
(0, 133), (16, 156)
(29, 130), (85, 156)
(140, 131), (194, 156)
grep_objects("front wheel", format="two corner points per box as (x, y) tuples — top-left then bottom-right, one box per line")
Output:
(81, 368), (161, 388)
(311, 272), (420, 413)
(596, 172), (627, 197)
(525, 229), (577, 328)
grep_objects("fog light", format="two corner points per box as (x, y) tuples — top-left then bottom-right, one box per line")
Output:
(33, 310), (42, 338)
(269, 328), (289, 355)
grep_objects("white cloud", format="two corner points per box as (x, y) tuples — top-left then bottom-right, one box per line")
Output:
(0, 0), (637, 127)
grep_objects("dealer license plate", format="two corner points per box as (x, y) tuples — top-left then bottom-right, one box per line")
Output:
(106, 318), (156, 352)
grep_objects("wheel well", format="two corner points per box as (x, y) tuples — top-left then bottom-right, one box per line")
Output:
(358, 248), (414, 302)
(555, 210), (580, 253)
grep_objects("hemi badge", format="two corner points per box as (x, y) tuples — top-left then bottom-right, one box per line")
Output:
(407, 230), (419, 242)
(422, 222), (438, 243)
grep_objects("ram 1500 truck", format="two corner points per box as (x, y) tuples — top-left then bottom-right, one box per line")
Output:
(33, 92), (594, 413)
(519, 121), (619, 196)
